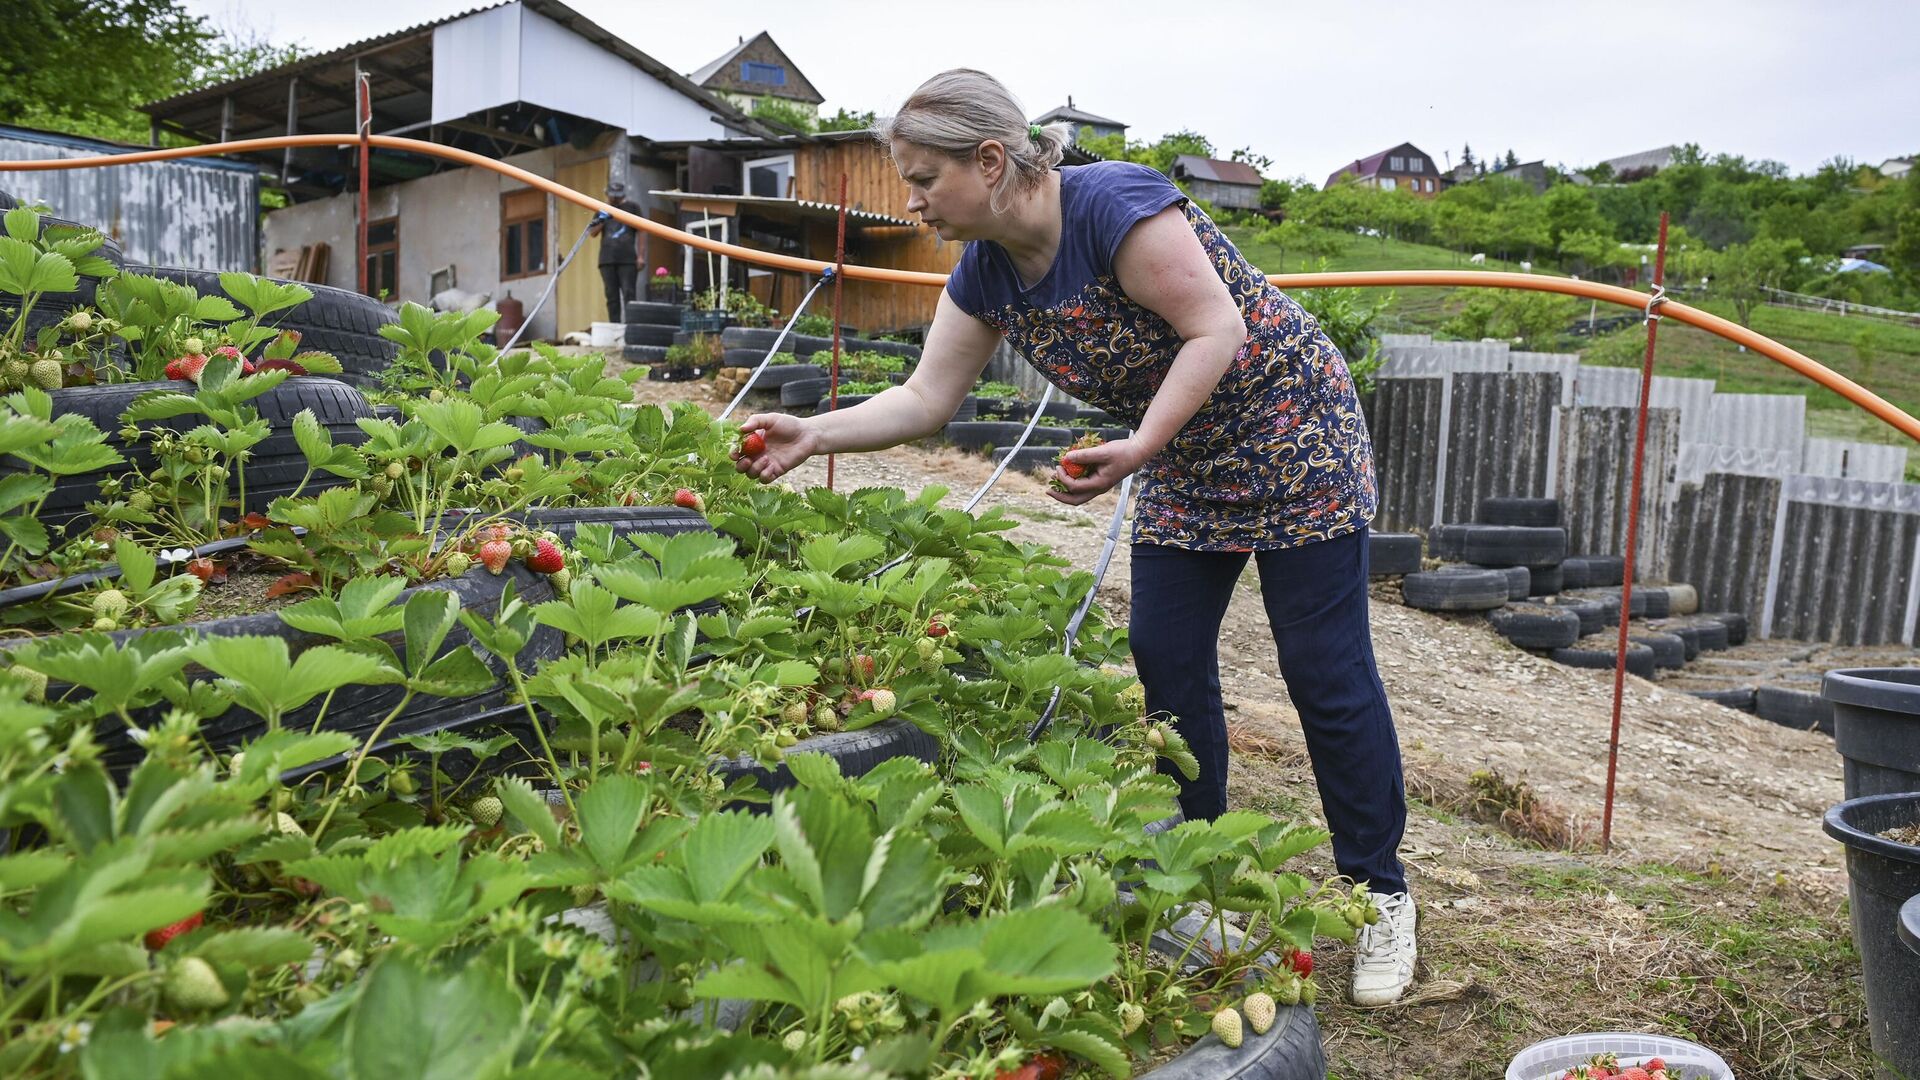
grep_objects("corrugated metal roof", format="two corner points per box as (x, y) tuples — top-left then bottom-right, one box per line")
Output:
(1034, 103), (1126, 128)
(688, 36), (755, 86)
(1172, 154), (1262, 186)
(648, 189), (919, 227)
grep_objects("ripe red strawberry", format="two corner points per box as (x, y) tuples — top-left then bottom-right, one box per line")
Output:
(164, 354), (208, 382)
(738, 430), (767, 457)
(1642, 1061), (1666, 1075)
(673, 488), (705, 511)
(1058, 433), (1104, 480)
(1618, 1069), (1651, 1080)
(525, 537), (564, 574)
(211, 345), (250, 374)
(1288, 948), (1314, 977)
(926, 618), (948, 637)
(144, 911), (204, 950)
(478, 539), (512, 574)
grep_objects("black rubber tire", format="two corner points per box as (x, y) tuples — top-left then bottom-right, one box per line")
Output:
(1077, 407), (1118, 425)
(623, 300), (683, 325)
(1755, 684), (1835, 734)
(712, 718), (939, 796)
(1488, 601), (1582, 649)
(131, 265), (398, 387)
(508, 505), (712, 544)
(851, 338), (921, 360)
(1702, 612), (1749, 646)
(1560, 554), (1625, 589)
(1529, 565), (1564, 597)
(622, 345), (669, 365)
(1472, 565), (1531, 601)
(1, 213), (124, 308)
(1684, 683), (1758, 712)
(12, 295), (128, 369)
(946, 395), (979, 423)
(1478, 495), (1561, 527)
(945, 421), (1072, 451)
(814, 394), (874, 414)
(625, 323), (677, 347)
(972, 396), (1019, 418)
(1581, 585), (1671, 619)
(1428, 523), (1466, 561)
(1629, 631), (1686, 670)
(1551, 638), (1656, 679)
(1401, 567), (1510, 612)
(1367, 532), (1423, 577)
(979, 399), (1078, 422)
(991, 445), (1062, 474)
(1454, 524), (1566, 568)
(1529, 595), (1608, 638)
(0, 188), (13, 210)
(1077, 425), (1135, 443)
(1646, 621), (1704, 661)
(718, 357), (824, 386)
(83, 561), (564, 770)
(1679, 617), (1729, 653)
(779, 378), (828, 407)
(1138, 1002), (1326, 1079)
(4, 376), (371, 533)
(719, 327), (833, 354)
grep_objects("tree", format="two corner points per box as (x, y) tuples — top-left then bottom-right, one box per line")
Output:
(1460, 144), (1477, 172)
(1503, 149), (1520, 170)
(1710, 236), (1802, 327)
(816, 107), (877, 133)
(1887, 170), (1920, 293)
(0, 1), (301, 144)
(1230, 146), (1273, 173)
(749, 96), (816, 134)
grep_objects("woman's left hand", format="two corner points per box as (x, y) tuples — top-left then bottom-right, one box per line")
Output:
(1047, 438), (1148, 505)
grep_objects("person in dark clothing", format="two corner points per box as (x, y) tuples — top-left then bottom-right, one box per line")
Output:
(592, 181), (642, 322)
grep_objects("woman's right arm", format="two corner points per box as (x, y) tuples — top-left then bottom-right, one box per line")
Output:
(734, 289), (1002, 482)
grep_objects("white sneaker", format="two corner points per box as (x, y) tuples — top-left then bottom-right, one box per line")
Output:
(1349, 890), (1417, 1006)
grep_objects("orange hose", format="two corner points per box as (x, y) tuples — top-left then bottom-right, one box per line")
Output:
(7, 134), (1916, 444)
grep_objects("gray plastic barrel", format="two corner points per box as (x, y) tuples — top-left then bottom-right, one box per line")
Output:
(1826, 668), (1920, 799)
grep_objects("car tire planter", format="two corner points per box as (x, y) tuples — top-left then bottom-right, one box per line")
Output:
(1527, 595), (1608, 638)
(1823, 792), (1920, 1080)
(1559, 554), (1625, 589)
(624, 323), (677, 348)
(1487, 602), (1582, 649)
(1826, 668), (1920, 799)
(945, 421), (1073, 451)
(710, 718), (941, 798)
(1401, 567), (1509, 612)
(1426, 524), (1465, 561)
(80, 560), (564, 771)
(1629, 631), (1686, 671)
(814, 393), (874, 414)
(508, 505), (713, 545)
(1528, 565), (1563, 596)
(1549, 638), (1656, 679)
(1453, 524), (1566, 569)
(779, 378), (829, 407)
(1137, 1001), (1326, 1079)
(1475, 565), (1529, 601)
(622, 300), (683, 325)
(622, 344), (669, 365)
(131, 265), (400, 388)
(717, 356), (825, 386)
(1685, 682), (1759, 712)
(1477, 495), (1560, 527)
(2, 213), (125, 308)
(1702, 611), (1749, 646)
(1755, 684), (1835, 734)
(1366, 532), (1422, 577)
(2, 376), (372, 534)
(992, 445), (1063, 474)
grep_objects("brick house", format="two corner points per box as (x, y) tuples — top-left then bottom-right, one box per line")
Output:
(1324, 142), (1443, 196)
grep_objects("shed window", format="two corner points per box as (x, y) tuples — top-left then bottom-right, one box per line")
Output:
(501, 188), (547, 280)
(365, 217), (398, 300)
(741, 61), (787, 85)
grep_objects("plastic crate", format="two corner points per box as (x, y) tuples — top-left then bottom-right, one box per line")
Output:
(680, 310), (731, 334)
(1507, 1033), (1734, 1080)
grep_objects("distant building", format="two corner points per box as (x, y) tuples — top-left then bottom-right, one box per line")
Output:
(1170, 155), (1264, 211)
(1486, 158), (1553, 194)
(1323, 143), (1442, 196)
(1880, 157), (1912, 182)
(687, 31), (825, 126)
(1032, 97), (1127, 144)
(1598, 145), (1679, 182)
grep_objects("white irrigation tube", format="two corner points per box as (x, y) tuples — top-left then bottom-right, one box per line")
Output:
(1028, 468), (1136, 743)
(717, 268), (836, 422)
(499, 217), (596, 355)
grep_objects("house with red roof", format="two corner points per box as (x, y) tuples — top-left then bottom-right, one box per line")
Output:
(1324, 143), (1443, 196)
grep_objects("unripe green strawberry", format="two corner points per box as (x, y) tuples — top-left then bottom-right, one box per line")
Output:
(29, 358), (63, 389)
(782, 1028), (807, 1052)
(388, 769), (417, 795)
(1, 358), (28, 385)
(127, 490), (154, 511)
(164, 957), (229, 1011)
(385, 460), (405, 479)
(1299, 980), (1317, 1006)
(92, 616), (118, 632)
(548, 566), (571, 594)
(471, 795), (504, 828)
(443, 552), (472, 577)
(1211, 1007), (1243, 1049)
(1343, 904), (1367, 928)
(571, 883), (596, 907)
(15, 666), (48, 702)
(1146, 724), (1167, 749)
(1363, 902), (1380, 926)
(814, 704), (841, 732)
(864, 688), (896, 718)
(915, 636), (938, 661)
(1118, 1001), (1145, 1036)
(1120, 682), (1147, 714)
(182, 336), (206, 355)
(1275, 973), (1302, 1006)
(228, 751), (245, 774)
(333, 948), (362, 973)
(91, 588), (131, 620)
(1243, 991), (1276, 1035)
(66, 310), (93, 333)
(774, 729), (798, 747)
(274, 812), (304, 836)
(782, 700), (809, 726)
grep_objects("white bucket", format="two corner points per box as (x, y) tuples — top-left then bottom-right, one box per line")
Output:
(589, 321), (623, 348)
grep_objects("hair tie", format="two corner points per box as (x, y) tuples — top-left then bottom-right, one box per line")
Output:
(1028, 123), (1043, 141)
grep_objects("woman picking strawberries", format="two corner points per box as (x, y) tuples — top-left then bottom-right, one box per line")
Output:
(734, 69), (1416, 1006)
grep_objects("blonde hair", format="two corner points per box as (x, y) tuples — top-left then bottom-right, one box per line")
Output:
(876, 69), (1071, 214)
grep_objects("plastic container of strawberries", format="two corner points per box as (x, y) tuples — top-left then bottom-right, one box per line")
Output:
(1506, 1032), (1735, 1080)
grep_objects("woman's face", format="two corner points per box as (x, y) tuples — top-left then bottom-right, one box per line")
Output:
(894, 140), (1002, 241)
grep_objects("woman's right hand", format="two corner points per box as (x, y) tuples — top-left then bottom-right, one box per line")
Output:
(733, 413), (822, 483)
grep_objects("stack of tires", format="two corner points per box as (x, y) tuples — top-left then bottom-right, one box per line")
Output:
(622, 299), (683, 370)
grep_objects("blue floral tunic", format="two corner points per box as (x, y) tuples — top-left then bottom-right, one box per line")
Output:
(945, 161), (1377, 551)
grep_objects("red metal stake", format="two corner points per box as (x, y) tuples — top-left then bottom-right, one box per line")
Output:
(827, 173), (847, 491)
(356, 73), (371, 296)
(1601, 210), (1669, 853)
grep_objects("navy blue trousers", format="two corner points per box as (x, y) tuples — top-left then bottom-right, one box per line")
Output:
(1129, 526), (1408, 896)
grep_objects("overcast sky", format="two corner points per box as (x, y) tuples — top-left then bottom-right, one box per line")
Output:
(185, 0), (1917, 179)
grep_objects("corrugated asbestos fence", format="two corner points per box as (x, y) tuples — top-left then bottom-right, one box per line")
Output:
(0, 125), (258, 273)
(1372, 334), (1919, 645)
